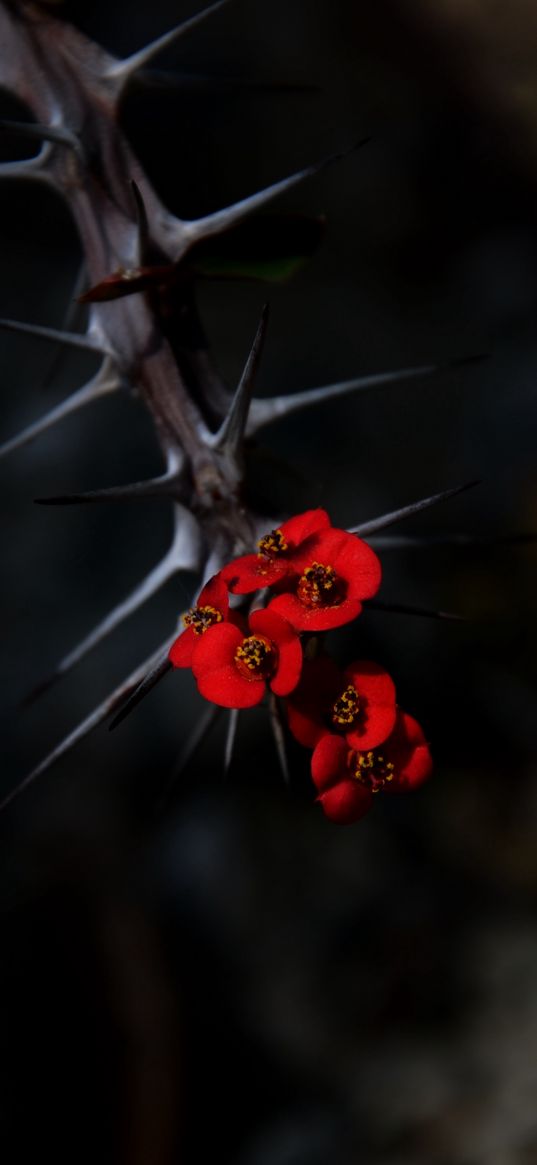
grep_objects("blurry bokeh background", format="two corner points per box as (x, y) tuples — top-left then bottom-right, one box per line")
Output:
(1, 1), (537, 1161)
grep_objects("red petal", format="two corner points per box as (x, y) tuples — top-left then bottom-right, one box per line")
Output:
(196, 664), (265, 708)
(387, 712), (432, 791)
(197, 573), (229, 615)
(344, 660), (396, 749)
(279, 507), (331, 548)
(248, 607), (303, 696)
(311, 734), (349, 792)
(191, 622), (243, 676)
(332, 533), (382, 600)
(168, 626), (197, 668)
(221, 554), (287, 594)
(268, 592), (363, 632)
(286, 656), (343, 748)
(317, 779), (373, 824)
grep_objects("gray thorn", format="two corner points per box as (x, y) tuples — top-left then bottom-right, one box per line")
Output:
(0, 118), (82, 155)
(0, 364), (120, 461)
(106, 0), (231, 87)
(350, 482), (480, 538)
(0, 640), (172, 814)
(0, 144), (53, 181)
(247, 363), (438, 435)
(224, 709), (239, 776)
(269, 693), (290, 785)
(35, 471), (184, 506)
(182, 140), (367, 251)
(366, 599), (467, 621)
(209, 304), (269, 462)
(0, 316), (110, 354)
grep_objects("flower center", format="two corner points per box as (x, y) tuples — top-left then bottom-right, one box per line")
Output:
(296, 562), (342, 608)
(352, 750), (395, 794)
(331, 684), (361, 728)
(234, 635), (276, 681)
(183, 604), (223, 635)
(257, 528), (288, 558)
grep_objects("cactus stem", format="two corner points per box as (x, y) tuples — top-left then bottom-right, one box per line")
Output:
(0, 145), (52, 180)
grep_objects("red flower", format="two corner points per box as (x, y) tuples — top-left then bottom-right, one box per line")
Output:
(168, 574), (232, 668)
(286, 655), (396, 750)
(311, 711), (432, 824)
(268, 528), (381, 631)
(222, 508), (331, 594)
(191, 607), (302, 709)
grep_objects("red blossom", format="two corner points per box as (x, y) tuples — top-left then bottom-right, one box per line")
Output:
(191, 607), (302, 709)
(168, 574), (232, 669)
(311, 711), (432, 824)
(221, 507), (332, 594)
(268, 528), (381, 631)
(286, 655), (396, 750)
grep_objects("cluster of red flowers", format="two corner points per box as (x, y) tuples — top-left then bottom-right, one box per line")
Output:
(168, 509), (432, 824)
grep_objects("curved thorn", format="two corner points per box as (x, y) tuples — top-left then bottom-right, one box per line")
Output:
(183, 139), (369, 249)
(350, 481), (480, 538)
(0, 316), (109, 354)
(224, 708), (239, 776)
(0, 366), (120, 461)
(269, 693), (290, 785)
(0, 640), (172, 815)
(106, 0), (231, 86)
(248, 364), (438, 435)
(209, 304), (269, 458)
(24, 506), (202, 703)
(366, 599), (467, 621)
(0, 118), (80, 153)
(109, 656), (173, 731)
(0, 144), (53, 180)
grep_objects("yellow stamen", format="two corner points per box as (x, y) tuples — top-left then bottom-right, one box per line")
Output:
(353, 750), (395, 793)
(257, 528), (288, 558)
(234, 634), (276, 681)
(297, 562), (341, 608)
(331, 684), (361, 727)
(183, 604), (223, 635)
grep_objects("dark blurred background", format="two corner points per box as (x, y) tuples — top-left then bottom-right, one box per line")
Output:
(1, 1), (537, 1162)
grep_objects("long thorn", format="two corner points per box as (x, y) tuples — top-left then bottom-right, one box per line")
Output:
(35, 473), (182, 506)
(0, 145), (52, 181)
(248, 363), (440, 434)
(0, 316), (108, 354)
(368, 531), (537, 549)
(183, 139), (369, 249)
(269, 693), (290, 785)
(108, 657), (173, 730)
(350, 481), (480, 538)
(0, 365), (120, 461)
(155, 703), (222, 815)
(223, 708), (239, 776)
(106, 0), (231, 85)
(366, 599), (467, 621)
(0, 641), (171, 814)
(210, 304), (269, 459)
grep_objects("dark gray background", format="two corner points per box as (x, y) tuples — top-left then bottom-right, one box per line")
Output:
(0, 2), (536, 1162)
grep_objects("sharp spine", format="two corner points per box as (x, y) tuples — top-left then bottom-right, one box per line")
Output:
(269, 693), (290, 785)
(183, 141), (368, 250)
(0, 640), (172, 814)
(35, 474), (183, 506)
(0, 316), (110, 354)
(0, 118), (81, 154)
(248, 363), (438, 434)
(108, 656), (173, 731)
(0, 364), (120, 461)
(209, 304), (269, 461)
(350, 481), (480, 538)
(367, 599), (467, 621)
(105, 0), (231, 88)
(224, 708), (239, 775)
